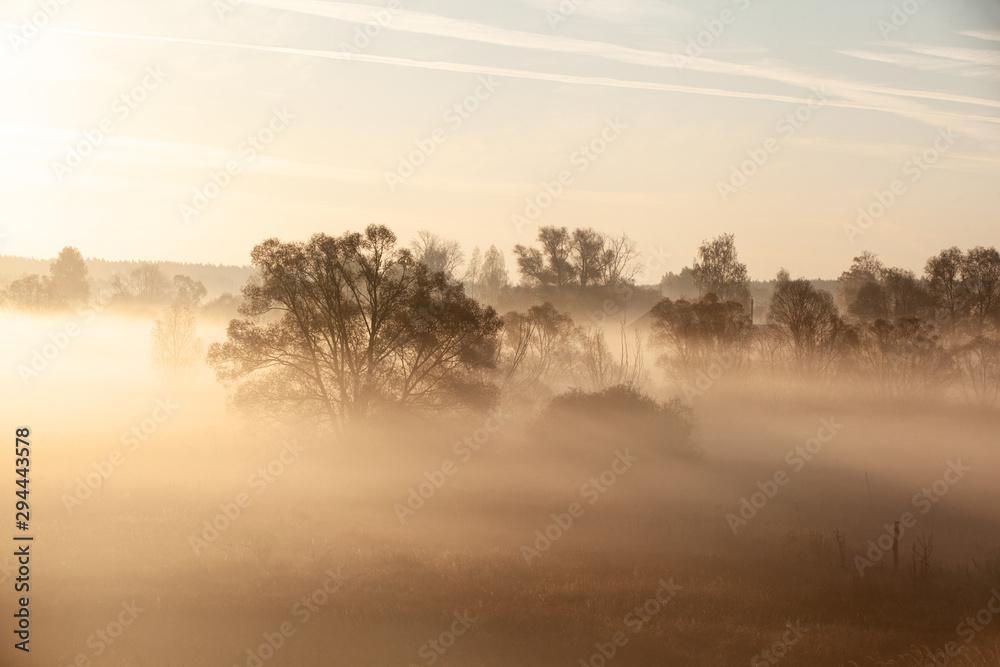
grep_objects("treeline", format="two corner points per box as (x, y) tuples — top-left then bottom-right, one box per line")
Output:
(203, 226), (1000, 442)
(0, 254), (253, 306)
(0, 248), (243, 321)
(651, 242), (1000, 407)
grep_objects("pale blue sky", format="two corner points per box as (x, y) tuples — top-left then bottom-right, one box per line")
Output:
(0, 0), (998, 279)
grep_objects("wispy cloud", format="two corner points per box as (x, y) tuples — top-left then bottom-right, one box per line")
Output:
(237, 0), (1000, 129)
(9, 22), (1000, 131)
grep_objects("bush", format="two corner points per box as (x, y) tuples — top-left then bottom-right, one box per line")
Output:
(531, 384), (697, 459)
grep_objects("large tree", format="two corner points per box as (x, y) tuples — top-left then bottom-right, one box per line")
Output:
(477, 245), (509, 307)
(768, 272), (854, 373)
(49, 246), (90, 306)
(925, 247), (966, 325)
(207, 226), (502, 432)
(961, 246), (1000, 327)
(691, 234), (751, 306)
(514, 226), (639, 291)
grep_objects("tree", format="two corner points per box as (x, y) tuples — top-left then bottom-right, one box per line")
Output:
(961, 246), (1000, 327)
(465, 247), (482, 299)
(571, 228), (605, 288)
(600, 233), (640, 287)
(837, 251), (885, 310)
(881, 268), (931, 320)
(109, 264), (172, 304)
(410, 230), (464, 279)
(848, 281), (890, 322)
(151, 303), (205, 377)
(953, 335), (1000, 408)
(477, 246), (509, 307)
(49, 246), (90, 306)
(207, 226), (502, 432)
(854, 317), (952, 400)
(513, 226), (573, 288)
(514, 226), (639, 292)
(649, 294), (751, 380)
(768, 272), (854, 373)
(691, 234), (750, 306)
(925, 247), (966, 325)
(493, 303), (580, 402)
(2, 275), (53, 312)
(173, 275), (207, 309)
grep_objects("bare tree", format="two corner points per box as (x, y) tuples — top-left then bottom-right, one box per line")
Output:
(768, 272), (854, 374)
(464, 247), (482, 300)
(110, 264), (172, 304)
(477, 245), (509, 307)
(953, 335), (1000, 408)
(1, 275), (53, 313)
(600, 233), (640, 286)
(410, 230), (464, 279)
(151, 303), (205, 377)
(925, 246), (966, 326)
(649, 293), (751, 381)
(961, 246), (1000, 328)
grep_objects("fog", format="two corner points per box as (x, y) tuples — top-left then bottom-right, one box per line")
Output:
(2, 298), (998, 667)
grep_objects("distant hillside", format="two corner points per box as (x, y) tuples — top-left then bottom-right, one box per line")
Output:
(0, 254), (256, 299)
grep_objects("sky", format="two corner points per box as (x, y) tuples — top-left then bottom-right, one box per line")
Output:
(0, 0), (998, 281)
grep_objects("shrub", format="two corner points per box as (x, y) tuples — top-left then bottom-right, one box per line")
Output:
(531, 384), (697, 459)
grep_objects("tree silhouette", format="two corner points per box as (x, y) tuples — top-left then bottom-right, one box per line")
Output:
(207, 225), (501, 433)
(151, 303), (205, 377)
(49, 246), (90, 306)
(691, 234), (750, 306)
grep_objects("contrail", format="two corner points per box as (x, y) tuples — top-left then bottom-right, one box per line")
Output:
(3, 23), (999, 126)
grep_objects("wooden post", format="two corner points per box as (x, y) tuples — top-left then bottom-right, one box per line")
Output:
(892, 521), (900, 571)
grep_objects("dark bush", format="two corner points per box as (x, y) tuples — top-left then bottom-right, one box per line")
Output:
(531, 384), (697, 459)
